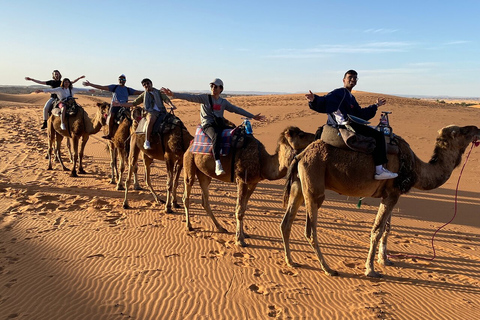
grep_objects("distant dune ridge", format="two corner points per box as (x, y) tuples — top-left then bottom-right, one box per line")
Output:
(0, 91), (479, 319)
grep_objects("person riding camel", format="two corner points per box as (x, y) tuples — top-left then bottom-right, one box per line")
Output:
(113, 78), (175, 150)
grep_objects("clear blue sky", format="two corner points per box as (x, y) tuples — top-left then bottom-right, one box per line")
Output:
(2, 0), (479, 97)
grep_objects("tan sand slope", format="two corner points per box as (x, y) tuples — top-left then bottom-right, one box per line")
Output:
(0, 91), (479, 319)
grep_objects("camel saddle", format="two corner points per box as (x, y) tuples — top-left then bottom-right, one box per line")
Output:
(318, 124), (399, 154)
(135, 113), (183, 136)
(113, 107), (132, 125)
(190, 125), (249, 155)
(51, 97), (80, 117)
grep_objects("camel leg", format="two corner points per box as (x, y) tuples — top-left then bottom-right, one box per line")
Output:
(378, 214), (394, 266)
(132, 162), (141, 190)
(47, 127), (55, 170)
(116, 147), (125, 191)
(304, 191), (338, 276)
(109, 142), (116, 184)
(241, 182), (258, 239)
(197, 171), (227, 233)
(183, 153), (196, 231)
(164, 156), (175, 213)
(280, 179), (304, 267)
(143, 154), (161, 204)
(66, 138), (73, 163)
(77, 136), (88, 174)
(171, 160), (183, 209)
(123, 138), (141, 209)
(365, 195), (399, 277)
(70, 137), (79, 177)
(234, 182), (252, 247)
(55, 135), (68, 171)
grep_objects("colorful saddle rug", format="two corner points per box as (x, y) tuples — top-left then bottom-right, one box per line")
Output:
(190, 126), (237, 155)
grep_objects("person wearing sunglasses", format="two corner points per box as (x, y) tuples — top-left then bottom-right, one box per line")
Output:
(113, 78), (175, 150)
(25, 70), (85, 129)
(305, 69), (397, 180)
(161, 78), (265, 176)
(83, 74), (142, 140)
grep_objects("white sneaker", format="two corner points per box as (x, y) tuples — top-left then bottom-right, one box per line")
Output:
(143, 140), (152, 150)
(215, 162), (226, 176)
(60, 123), (66, 130)
(374, 168), (398, 180)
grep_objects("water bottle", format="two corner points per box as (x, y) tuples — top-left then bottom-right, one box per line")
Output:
(243, 118), (253, 134)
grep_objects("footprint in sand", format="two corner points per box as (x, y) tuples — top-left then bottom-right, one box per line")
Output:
(233, 251), (255, 267)
(248, 283), (270, 295)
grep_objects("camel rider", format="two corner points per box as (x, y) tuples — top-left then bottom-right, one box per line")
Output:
(83, 74), (142, 140)
(161, 78), (266, 176)
(35, 78), (94, 131)
(25, 70), (85, 129)
(306, 69), (398, 180)
(113, 78), (175, 150)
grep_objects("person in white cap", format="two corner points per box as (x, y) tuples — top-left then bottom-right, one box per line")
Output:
(83, 74), (142, 140)
(161, 78), (265, 176)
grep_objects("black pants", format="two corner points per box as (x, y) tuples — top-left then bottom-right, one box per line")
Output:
(202, 124), (224, 161)
(346, 122), (388, 165)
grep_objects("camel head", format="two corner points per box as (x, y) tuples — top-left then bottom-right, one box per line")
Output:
(281, 126), (315, 151)
(430, 125), (480, 167)
(96, 102), (110, 123)
(132, 106), (144, 122)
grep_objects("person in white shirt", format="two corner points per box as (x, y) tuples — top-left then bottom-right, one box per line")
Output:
(36, 78), (94, 130)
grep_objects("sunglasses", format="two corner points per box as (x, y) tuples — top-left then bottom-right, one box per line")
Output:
(210, 84), (222, 89)
(119, 78), (126, 81)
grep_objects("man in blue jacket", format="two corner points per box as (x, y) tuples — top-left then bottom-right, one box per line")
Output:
(306, 70), (397, 180)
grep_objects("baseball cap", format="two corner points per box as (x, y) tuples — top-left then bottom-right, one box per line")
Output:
(210, 78), (224, 87)
(119, 74), (126, 79)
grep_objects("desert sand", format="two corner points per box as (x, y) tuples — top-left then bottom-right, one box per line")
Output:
(0, 90), (479, 319)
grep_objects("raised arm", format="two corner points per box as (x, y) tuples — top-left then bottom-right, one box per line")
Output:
(82, 80), (110, 91)
(71, 75), (85, 84)
(25, 77), (47, 85)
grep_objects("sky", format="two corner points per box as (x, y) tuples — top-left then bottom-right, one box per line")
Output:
(1, 0), (480, 97)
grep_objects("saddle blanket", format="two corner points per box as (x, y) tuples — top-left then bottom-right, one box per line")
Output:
(190, 126), (236, 155)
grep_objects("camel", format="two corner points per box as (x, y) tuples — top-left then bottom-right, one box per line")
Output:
(47, 101), (108, 177)
(281, 125), (480, 278)
(183, 126), (315, 247)
(123, 114), (193, 213)
(104, 106), (144, 191)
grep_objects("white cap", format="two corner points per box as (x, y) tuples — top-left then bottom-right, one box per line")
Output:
(210, 78), (223, 87)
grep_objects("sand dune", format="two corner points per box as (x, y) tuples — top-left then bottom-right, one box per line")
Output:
(0, 91), (479, 319)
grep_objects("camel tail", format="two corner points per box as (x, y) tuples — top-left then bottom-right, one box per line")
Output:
(282, 155), (301, 208)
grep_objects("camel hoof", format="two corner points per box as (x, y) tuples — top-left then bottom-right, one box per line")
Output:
(47, 167), (53, 171)
(116, 185), (125, 191)
(236, 239), (248, 247)
(62, 167), (69, 172)
(123, 203), (130, 209)
(244, 233), (251, 239)
(379, 259), (394, 267)
(325, 270), (339, 277)
(286, 261), (301, 268)
(134, 185), (142, 191)
(217, 227), (228, 233)
(164, 207), (173, 214)
(173, 202), (181, 209)
(70, 171), (78, 177)
(109, 180), (116, 185)
(78, 169), (86, 174)
(365, 270), (382, 278)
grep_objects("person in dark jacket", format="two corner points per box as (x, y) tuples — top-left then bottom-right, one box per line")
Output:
(306, 70), (397, 180)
